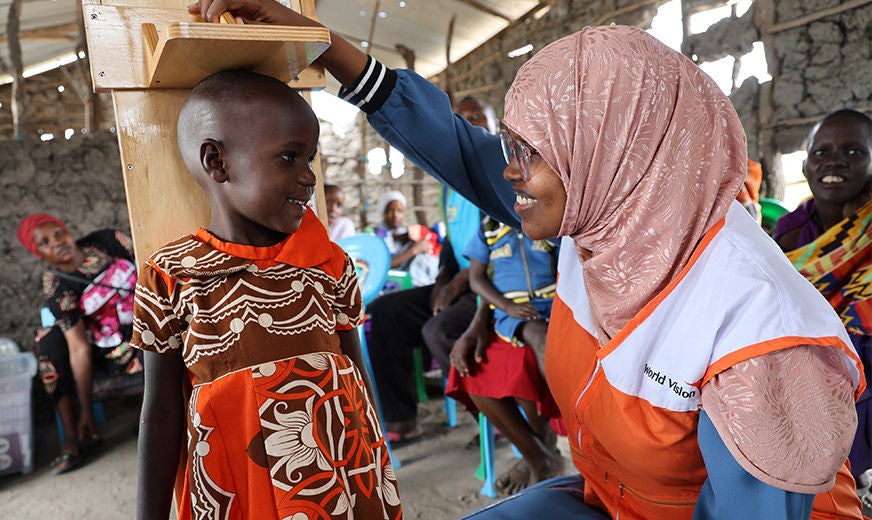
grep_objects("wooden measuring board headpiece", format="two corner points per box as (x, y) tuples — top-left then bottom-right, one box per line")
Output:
(83, 0), (330, 91)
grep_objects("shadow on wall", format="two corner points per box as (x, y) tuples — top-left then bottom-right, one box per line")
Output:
(1, 132), (129, 351)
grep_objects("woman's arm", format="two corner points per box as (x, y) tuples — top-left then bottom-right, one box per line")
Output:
(695, 411), (814, 519)
(137, 350), (186, 520)
(390, 238), (431, 269)
(190, 0), (518, 226)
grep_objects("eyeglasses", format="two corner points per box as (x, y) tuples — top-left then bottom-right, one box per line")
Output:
(499, 130), (537, 180)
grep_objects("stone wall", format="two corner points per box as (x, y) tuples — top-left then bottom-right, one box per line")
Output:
(768, 2), (872, 152)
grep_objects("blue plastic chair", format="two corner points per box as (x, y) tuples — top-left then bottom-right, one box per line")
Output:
(337, 234), (391, 308)
(336, 233), (400, 466)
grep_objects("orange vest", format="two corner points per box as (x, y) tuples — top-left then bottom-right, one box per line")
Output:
(545, 204), (865, 519)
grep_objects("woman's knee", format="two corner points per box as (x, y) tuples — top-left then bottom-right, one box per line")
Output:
(461, 475), (600, 519)
(35, 326), (75, 402)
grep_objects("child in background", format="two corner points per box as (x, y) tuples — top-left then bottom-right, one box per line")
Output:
(448, 216), (564, 495)
(373, 190), (440, 288)
(325, 183), (356, 240)
(131, 70), (401, 520)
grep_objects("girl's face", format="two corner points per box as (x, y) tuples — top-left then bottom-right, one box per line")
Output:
(383, 200), (406, 230)
(502, 130), (567, 239)
(213, 90), (319, 245)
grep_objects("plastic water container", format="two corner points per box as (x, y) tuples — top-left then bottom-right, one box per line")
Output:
(0, 339), (38, 477)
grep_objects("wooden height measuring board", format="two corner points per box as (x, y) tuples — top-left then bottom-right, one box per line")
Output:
(82, 0), (330, 263)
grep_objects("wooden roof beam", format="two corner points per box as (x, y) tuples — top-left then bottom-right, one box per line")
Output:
(451, 0), (512, 22)
(0, 22), (78, 42)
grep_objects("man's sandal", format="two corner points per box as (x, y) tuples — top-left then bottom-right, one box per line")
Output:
(50, 451), (82, 475)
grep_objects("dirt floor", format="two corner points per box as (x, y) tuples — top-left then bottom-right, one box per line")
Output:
(0, 388), (574, 520)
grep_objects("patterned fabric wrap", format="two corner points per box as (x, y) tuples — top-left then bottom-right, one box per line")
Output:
(502, 25), (747, 340)
(787, 199), (872, 335)
(79, 257), (137, 347)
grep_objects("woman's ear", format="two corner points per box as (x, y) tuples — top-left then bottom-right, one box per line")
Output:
(200, 139), (228, 183)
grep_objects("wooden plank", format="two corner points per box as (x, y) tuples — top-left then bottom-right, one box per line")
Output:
(111, 89), (207, 262)
(145, 23), (329, 88)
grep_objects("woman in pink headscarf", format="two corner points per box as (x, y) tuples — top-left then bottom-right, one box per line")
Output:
(193, 1), (865, 518)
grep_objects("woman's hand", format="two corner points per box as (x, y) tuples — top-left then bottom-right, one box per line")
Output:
(431, 275), (466, 314)
(188, 0), (312, 26)
(77, 407), (98, 442)
(450, 319), (490, 376)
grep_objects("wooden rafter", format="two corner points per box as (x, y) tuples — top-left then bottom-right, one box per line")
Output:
(766, 0), (872, 34)
(451, 0), (511, 22)
(0, 22), (78, 42)
(355, 0), (380, 229)
(395, 42), (427, 225)
(6, 0), (25, 140)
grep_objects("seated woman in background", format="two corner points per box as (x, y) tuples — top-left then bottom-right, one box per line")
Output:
(17, 214), (142, 475)
(373, 190), (439, 287)
(774, 108), (872, 491)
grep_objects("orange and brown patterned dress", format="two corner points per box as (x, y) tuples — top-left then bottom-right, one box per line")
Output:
(132, 212), (402, 520)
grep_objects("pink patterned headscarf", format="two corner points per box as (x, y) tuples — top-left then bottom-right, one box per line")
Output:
(503, 26), (747, 340)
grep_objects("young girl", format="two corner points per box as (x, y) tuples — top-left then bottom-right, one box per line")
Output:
(448, 216), (564, 495)
(131, 70), (401, 520)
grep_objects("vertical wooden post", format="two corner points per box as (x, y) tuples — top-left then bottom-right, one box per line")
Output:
(354, 0), (382, 230)
(76, 0), (98, 132)
(6, 0), (25, 141)
(755, 0), (785, 200)
(395, 43), (427, 226)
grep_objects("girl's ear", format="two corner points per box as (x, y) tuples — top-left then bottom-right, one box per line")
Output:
(200, 139), (228, 183)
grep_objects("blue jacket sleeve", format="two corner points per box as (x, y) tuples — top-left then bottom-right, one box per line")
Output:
(366, 71), (520, 228)
(694, 411), (814, 520)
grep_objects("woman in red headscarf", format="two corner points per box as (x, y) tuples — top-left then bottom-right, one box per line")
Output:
(17, 214), (142, 474)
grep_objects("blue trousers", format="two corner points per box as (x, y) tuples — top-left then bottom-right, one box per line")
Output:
(460, 475), (607, 519)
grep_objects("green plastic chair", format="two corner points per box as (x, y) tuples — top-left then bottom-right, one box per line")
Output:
(759, 198), (791, 236)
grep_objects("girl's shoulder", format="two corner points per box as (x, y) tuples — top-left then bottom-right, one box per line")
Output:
(148, 235), (247, 279)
